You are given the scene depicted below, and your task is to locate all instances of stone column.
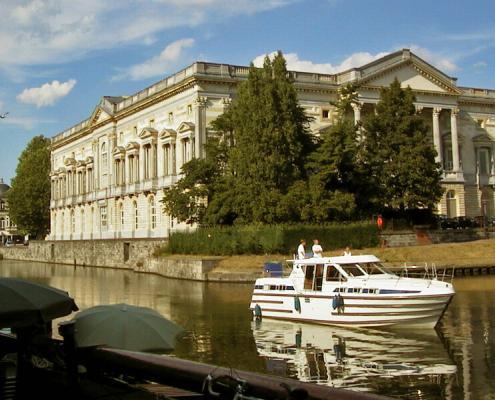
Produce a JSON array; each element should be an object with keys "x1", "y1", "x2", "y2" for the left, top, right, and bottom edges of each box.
[
  {"x1": 451, "y1": 108, "x2": 460, "y2": 172},
  {"x1": 139, "y1": 145, "x2": 145, "y2": 182},
  {"x1": 351, "y1": 102, "x2": 362, "y2": 125},
  {"x1": 194, "y1": 96, "x2": 207, "y2": 159},
  {"x1": 157, "y1": 143, "x2": 164, "y2": 178},
  {"x1": 93, "y1": 140, "x2": 99, "y2": 190},
  {"x1": 432, "y1": 107, "x2": 442, "y2": 165}
]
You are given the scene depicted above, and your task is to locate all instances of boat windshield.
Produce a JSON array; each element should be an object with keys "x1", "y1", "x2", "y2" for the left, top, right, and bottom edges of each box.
[
  {"x1": 358, "y1": 262, "x2": 393, "y2": 275},
  {"x1": 340, "y1": 263, "x2": 367, "y2": 277}
]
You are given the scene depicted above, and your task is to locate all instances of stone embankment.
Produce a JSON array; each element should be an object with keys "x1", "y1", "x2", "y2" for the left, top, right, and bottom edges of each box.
[{"x1": 0, "y1": 240, "x2": 256, "y2": 282}]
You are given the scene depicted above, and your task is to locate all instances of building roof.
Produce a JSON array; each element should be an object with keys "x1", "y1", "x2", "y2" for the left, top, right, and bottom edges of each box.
[{"x1": 0, "y1": 178, "x2": 10, "y2": 198}]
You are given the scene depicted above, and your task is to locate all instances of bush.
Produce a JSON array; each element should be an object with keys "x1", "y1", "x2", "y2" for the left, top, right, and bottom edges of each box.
[{"x1": 166, "y1": 222, "x2": 379, "y2": 256}]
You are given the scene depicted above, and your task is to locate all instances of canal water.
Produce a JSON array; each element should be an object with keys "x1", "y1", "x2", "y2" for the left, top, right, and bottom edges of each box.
[{"x1": 1, "y1": 259, "x2": 494, "y2": 400}]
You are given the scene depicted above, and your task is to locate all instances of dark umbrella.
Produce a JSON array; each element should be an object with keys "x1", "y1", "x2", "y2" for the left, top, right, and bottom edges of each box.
[
  {"x1": 72, "y1": 303, "x2": 184, "y2": 352},
  {"x1": 0, "y1": 278, "x2": 79, "y2": 329}
]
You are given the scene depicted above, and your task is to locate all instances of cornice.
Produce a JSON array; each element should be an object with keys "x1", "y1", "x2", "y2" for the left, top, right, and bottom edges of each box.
[{"x1": 52, "y1": 77, "x2": 197, "y2": 150}]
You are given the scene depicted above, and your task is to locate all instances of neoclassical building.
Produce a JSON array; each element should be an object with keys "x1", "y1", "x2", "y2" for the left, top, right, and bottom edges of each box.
[
  {"x1": 49, "y1": 49, "x2": 495, "y2": 240},
  {"x1": 0, "y1": 178, "x2": 18, "y2": 244}
]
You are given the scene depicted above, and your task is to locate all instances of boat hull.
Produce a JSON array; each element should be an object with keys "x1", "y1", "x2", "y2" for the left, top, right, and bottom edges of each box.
[{"x1": 250, "y1": 292, "x2": 453, "y2": 328}]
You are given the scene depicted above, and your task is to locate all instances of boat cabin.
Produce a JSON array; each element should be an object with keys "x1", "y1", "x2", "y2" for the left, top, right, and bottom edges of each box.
[{"x1": 290, "y1": 256, "x2": 392, "y2": 292}]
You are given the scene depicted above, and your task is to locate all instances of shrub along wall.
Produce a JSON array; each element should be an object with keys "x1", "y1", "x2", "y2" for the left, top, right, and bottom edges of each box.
[{"x1": 167, "y1": 222, "x2": 379, "y2": 256}]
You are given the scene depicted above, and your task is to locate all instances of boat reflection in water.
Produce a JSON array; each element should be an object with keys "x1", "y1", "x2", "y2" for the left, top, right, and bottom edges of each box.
[{"x1": 252, "y1": 319, "x2": 457, "y2": 397}]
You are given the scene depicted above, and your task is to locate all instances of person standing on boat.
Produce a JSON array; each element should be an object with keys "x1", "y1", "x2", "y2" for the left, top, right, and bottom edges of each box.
[
  {"x1": 312, "y1": 239, "x2": 323, "y2": 257},
  {"x1": 297, "y1": 239, "x2": 306, "y2": 259},
  {"x1": 343, "y1": 245, "x2": 352, "y2": 256}
]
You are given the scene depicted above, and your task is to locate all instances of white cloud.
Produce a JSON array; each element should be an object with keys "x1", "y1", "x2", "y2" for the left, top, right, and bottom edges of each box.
[
  {"x1": 253, "y1": 51, "x2": 390, "y2": 74},
  {"x1": 405, "y1": 45, "x2": 459, "y2": 73},
  {"x1": 114, "y1": 38, "x2": 195, "y2": 81},
  {"x1": 473, "y1": 61, "x2": 487, "y2": 69},
  {"x1": 253, "y1": 46, "x2": 460, "y2": 75},
  {"x1": 17, "y1": 79, "x2": 77, "y2": 107},
  {"x1": 0, "y1": 0, "x2": 294, "y2": 67}
]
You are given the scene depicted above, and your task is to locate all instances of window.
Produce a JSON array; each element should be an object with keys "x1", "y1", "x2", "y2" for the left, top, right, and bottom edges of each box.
[
  {"x1": 70, "y1": 210, "x2": 75, "y2": 233},
  {"x1": 100, "y1": 206, "x2": 107, "y2": 230},
  {"x1": 133, "y1": 201, "x2": 138, "y2": 230},
  {"x1": 478, "y1": 148, "x2": 491, "y2": 175},
  {"x1": 322, "y1": 109, "x2": 330, "y2": 119},
  {"x1": 326, "y1": 265, "x2": 341, "y2": 281},
  {"x1": 119, "y1": 203, "x2": 125, "y2": 229},
  {"x1": 149, "y1": 196, "x2": 156, "y2": 230},
  {"x1": 341, "y1": 264, "x2": 366, "y2": 278},
  {"x1": 168, "y1": 112, "x2": 173, "y2": 123}
]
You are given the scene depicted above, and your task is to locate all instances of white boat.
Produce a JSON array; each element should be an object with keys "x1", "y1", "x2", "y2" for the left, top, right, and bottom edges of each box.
[{"x1": 249, "y1": 255, "x2": 455, "y2": 328}]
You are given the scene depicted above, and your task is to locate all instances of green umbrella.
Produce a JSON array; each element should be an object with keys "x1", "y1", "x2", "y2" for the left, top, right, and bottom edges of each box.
[
  {"x1": 0, "y1": 278, "x2": 79, "y2": 328},
  {"x1": 72, "y1": 303, "x2": 184, "y2": 352}
]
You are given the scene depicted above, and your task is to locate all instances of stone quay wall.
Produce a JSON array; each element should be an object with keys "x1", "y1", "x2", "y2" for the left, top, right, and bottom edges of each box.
[{"x1": 0, "y1": 239, "x2": 219, "y2": 281}]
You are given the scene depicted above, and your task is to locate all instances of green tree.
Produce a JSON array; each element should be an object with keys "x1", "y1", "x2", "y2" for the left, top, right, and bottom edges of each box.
[
  {"x1": 298, "y1": 83, "x2": 363, "y2": 222},
  {"x1": 361, "y1": 79, "x2": 443, "y2": 215},
  {"x1": 8, "y1": 135, "x2": 51, "y2": 239},
  {"x1": 162, "y1": 52, "x2": 316, "y2": 225}
]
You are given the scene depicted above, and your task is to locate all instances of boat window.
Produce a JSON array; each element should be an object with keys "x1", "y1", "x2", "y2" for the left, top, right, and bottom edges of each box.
[
  {"x1": 286, "y1": 286, "x2": 295, "y2": 291},
  {"x1": 333, "y1": 287, "x2": 346, "y2": 293},
  {"x1": 347, "y1": 288, "x2": 361, "y2": 293},
  {"x1": 270, "y1": 285, "x2": 276, "y2": 290},
  {"x1": 341, "y1": 264, "x2": 367, "y2": 277},
  {"x1": 360, "y1": 262, "x2": 392, "y2": 275},
  {"x1": 314, "y1": 264, "x2": 324, "y2": 291},
  {"x1": 304, "y1": 265, "x2": 315, "y2": 290},
  {"x1": 254, "y1": 285, "x2": 263, "y2": 289},
  {"x1": 325, "y1": 265, "x2": 341, "y2": 281}
]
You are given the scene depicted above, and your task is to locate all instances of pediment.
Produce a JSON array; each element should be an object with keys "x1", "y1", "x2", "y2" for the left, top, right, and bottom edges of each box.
[
  {"x1": 177, "y1": 121, "x2": 195, "y2": 133},
  {"x1": 112, "y1": 146, "x2": 125, "y2": 155},
  {"x1": 125, "y1": 141, "x2": 140, "y2": 151},
  {"x1": 159, "y1": 129, "x2": 177, "y2": 139},
  {"x1": 357, "y1": 51, "x2": 461, "y2": 95},
  {"x1": 138, "y1": 127, "x2": 158, "y2": 139},
  {"x1": 473, "y1": 133, "x2": 493, "y2": 144},
  {"x1": 362, "y1": 63, "x2": 460, "y2": 94},
  {"x1": 88, "y1": 106, "x2": 111, "y2": 127},
  {"x1": 64, "y1": 157, "x2": 76, "y2": 167}
]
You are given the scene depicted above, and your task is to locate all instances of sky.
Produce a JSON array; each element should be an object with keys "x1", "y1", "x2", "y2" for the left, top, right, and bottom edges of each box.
[{"x1": 1, "y1": 0, "x2": 495, "y2": 184}]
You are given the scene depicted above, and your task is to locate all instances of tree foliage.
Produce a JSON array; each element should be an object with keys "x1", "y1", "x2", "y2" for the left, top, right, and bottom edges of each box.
[
  {"x1": 162, "y1": 51, "x2": 316, "y2": 225},
  {"x1": 360, "y1": 78, "x2": 443, "y2": 213},
  {"x1": 8, "y1": 135, "x2": 51, "y2": 239}
]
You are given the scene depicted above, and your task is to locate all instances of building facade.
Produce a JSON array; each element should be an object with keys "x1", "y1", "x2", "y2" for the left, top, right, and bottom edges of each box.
[
  {"x1": 0, "y1": 178, "x2": 18, "y2": 244},
  {"x1": 49, "y1": 49, "x2": 495, "y2": 240}
]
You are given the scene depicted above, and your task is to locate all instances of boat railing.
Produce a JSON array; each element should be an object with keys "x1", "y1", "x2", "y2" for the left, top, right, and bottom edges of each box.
[{"x1": 400, "y1": 263, "x2": 454, "y2": 283}]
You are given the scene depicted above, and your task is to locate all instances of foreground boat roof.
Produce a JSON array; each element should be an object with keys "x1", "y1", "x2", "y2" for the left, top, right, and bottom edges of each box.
[{"x1": 289, "y1": 255, "x2": 381, "y2": 264}]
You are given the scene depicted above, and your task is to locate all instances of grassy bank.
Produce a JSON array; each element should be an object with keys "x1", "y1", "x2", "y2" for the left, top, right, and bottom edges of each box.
[{"x1": 210, "y1": 238, "x2": 495, "y2": 273}]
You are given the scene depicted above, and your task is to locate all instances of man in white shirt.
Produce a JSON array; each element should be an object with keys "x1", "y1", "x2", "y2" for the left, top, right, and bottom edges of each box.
[
  {"x1": 297, "y1": 239, "x2": 306, "y2": 259},
  {"x1": 312, "y1": 239, "x2": 323, "y2": 257}
]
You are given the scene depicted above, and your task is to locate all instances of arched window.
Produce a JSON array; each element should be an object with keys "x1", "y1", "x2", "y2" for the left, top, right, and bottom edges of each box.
[
  {"x1": 133, "y1": 201, "x2": 138, "y2": 231},
  {"x1": 149, "y1": 196, "x2": 156, "y2": 230},
  {"x1": 446, "y1": 190, "x2": 457, "y2": 218}
]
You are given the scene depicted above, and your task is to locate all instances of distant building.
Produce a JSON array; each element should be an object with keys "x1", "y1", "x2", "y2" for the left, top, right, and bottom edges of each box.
[
  {"x1": 49, "y1": 49, "x2": 495, "y2": 240},
  {"x1": 0, "y1": 178, "x2": 18, "y2": 244}
]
